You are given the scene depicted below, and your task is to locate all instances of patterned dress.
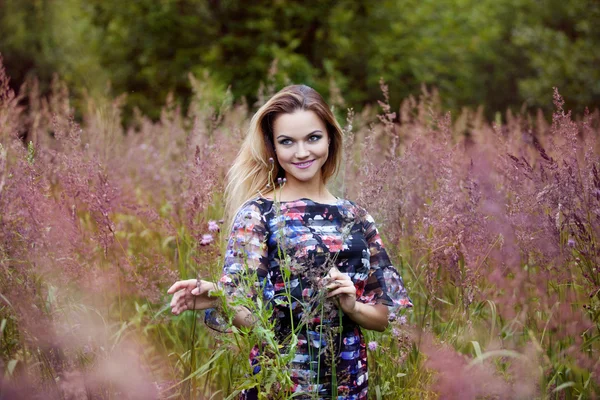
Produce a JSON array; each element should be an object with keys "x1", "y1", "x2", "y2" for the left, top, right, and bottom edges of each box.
[{"x1": 205, "y1": 197, "x2": 412, "y2": 399}]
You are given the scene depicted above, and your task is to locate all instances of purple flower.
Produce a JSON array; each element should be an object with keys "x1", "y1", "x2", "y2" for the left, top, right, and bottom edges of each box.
[
  {"x1": 200, "y1": 234, "x2": 214, "y2": 246},
  {"x1": 399, "y1": 315, "x2": 407, "y2": 325},
  {"x1": 389, "y1": 312, "x2": 397, "y2": 321},
  {"x1": 367, "y1": 341, "x2": 378, "y2": 351},
  {"x1": 567, "y1": 238, "x2": 575, "y2": 248},
  {"x1": 208, "y1": 220, "x2": 219, "y2": 232}
]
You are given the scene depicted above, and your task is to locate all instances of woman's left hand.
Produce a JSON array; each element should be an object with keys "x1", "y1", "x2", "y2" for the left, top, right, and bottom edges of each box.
[{"x1": 325, "y1": 267, "x2": 358, "y2": 315}]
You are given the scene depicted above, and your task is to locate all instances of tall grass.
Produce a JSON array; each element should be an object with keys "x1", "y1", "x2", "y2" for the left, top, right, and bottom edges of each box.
[{"x1": 1, "y1": 55, "x2": 599, "y2": 399}]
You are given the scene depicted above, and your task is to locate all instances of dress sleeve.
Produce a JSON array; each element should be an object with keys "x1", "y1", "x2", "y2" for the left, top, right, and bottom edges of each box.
[
  {"x1": 204, "y1": 199, "x2": 271, "y2": 331},
  {"x1": 356, "y1": 210, "x2": 412, "y2": 317}
]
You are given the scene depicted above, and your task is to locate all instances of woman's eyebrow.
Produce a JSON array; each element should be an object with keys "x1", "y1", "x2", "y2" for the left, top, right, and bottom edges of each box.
[{"x1": 276, "y1": 130, "x2": 323, "y2": 140}]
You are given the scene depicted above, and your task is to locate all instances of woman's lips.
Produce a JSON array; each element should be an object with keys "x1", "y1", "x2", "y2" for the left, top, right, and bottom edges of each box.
[{"x1": 293, "y1": 160, "x2": 315, "y2": 169}]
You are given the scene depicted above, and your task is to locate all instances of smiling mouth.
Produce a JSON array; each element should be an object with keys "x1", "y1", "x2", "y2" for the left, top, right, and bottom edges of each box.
[{"x1": 293, "y1": 160, "x2": 315, "y2": 169}]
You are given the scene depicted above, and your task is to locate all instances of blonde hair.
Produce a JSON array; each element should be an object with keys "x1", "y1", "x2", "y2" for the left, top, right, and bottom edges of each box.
[{"x1": 225, "y1": 84, "x2": 344, "y2": 222}]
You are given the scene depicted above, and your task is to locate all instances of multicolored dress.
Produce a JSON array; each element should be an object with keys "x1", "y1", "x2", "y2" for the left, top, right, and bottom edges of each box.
[{"x1": 205, "y1": 197, "x2": 412, "y2": 399}]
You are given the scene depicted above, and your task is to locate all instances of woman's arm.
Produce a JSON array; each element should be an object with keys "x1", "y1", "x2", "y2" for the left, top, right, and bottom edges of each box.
[
  {"x1": 327, "y1": 205, "x2": 412, "y2": 332},
  {"x1": 355, "y1": 208, "x2": 413, "y2": 324},
  {"x1": 346, "y1": 302, "x2": 389, "y2": 332},
  {"x1": 326, "y1": 267, "x2": 389, "y2": 332},
  {"x1": 168, "y1": 278, "x2": 255, "y2": 328},
  {"x1": 169, "y1": 200, "x2": 269, "y2": 330},
  {"x1": 168, "y1": 279, "x2": 218, "y2": 315}
]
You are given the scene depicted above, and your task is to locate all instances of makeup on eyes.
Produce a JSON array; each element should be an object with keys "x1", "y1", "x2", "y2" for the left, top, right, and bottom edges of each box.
[
  {"x1": 277, "y1": 133, "x2": 323, "y2": 146},
  {"x1": 277, "y1": 130, "x2": 323, "y2": 140}
]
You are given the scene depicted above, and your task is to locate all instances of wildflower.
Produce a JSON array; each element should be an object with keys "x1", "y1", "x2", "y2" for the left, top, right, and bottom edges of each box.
[
  {"x1": 399, "y1": 315, "x2": 407, "y2": 325},
  {"x1": 367, "y1": 341, "x2": 378, "y2": 351},
  {"x1": 200, "y1": 234, "x2": 214, "y2": 246},
  {"x1": 567, "y1": 238, "x2": 575, "y2": 248},
  {"x1": 208, "y1": 220, "x2": 219, "y2": 232}
]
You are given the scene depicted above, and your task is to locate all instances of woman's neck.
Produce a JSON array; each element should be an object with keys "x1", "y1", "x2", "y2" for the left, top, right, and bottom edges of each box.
[{"x1": 265, "y1": 176, "x2": 336, "y2": 203}]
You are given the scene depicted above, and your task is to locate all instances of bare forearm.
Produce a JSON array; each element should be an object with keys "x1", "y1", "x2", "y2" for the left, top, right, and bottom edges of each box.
[
  {"x1": 346, "y1": 302, "x2": 389, "y2": 332},
  {"x1": 231, "y1": 305, "x2": 255, "y2": 328}
]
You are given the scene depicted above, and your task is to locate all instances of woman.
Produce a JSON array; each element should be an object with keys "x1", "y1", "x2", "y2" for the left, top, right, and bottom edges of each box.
[{"x1": 168, "y1": 85, "x2": 412, "y2": 399}]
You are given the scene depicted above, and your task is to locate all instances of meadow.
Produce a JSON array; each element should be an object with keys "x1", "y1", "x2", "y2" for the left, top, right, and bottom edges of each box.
[{"x1": 1, "y1": 57, "x2": 599, "y2": 399}]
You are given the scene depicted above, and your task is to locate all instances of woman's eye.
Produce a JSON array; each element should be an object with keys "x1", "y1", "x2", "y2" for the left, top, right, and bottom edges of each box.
[
  {"x1": 308, "y1": 135, "x2": 322, "y2": 142},
  {"x1": 279, "y1": 139, "x2": 292, "y2": 145}
]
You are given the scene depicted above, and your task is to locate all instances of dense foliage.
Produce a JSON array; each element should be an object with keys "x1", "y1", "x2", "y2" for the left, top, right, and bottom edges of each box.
[
  {"x1": 1, "y1": 0, "x2": 599, "y2": 121},
  {"x1": 1, "y1": 52, "x2": 600, "y2": 398}
]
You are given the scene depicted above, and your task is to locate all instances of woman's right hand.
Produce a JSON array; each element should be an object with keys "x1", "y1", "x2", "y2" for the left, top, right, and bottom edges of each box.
[{"x1": 167, "y1": 279, "x2": 218, "y2": 315}]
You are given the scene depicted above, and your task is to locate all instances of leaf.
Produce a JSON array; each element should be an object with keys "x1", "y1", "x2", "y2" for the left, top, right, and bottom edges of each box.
[
  {"x1": 162, "y1": 235, "x2": 176, "y2": 249},
  {"x1": 467, "y1": 349, "x2": 525, "y2": 369},
  {"x1": 173, "y1": 348, "x2": 228, "y2": 387},
  {"x1": 0, "y1": 292, "x2": 12, "y2": 308},
  {"x1": 435, "y1": 297, "x2": 454, "y2": 306},
  {"x1": 6, "y1": 359, "x2": 18, "y2": 377},
  {"x1": 553, "y1": 382, "x2": 575, "y2": 393},
  {"x1": 471, "y1": 341, "x2": 483, "y2": 359}
]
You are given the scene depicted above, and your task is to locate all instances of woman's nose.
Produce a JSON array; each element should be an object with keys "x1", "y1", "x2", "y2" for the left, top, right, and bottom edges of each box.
[{"x1": 295, "y1": 143, "x2": 310, "y2": 158}]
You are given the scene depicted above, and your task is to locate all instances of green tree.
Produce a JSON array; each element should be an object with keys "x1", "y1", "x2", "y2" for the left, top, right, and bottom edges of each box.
[
  {"x1": 512, "y1": 0, "x2": 600, "y2": 113},
  {"x1": 0, "y1": 0, "x2": 106, "y2": 102},
  {"x1": 1, "y1": 0, "x2": 598, "y2": 120}
]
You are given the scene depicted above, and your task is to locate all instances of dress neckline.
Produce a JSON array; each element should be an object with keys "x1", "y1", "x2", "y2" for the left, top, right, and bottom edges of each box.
[{"x1": 260, "y1": 197, "x2": 343, "y2": 206}]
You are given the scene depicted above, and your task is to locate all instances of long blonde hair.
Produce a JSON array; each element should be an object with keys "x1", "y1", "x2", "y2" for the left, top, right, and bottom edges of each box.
[{"x1": 225, "y1": 84, "x2": 344, "y2": 222}]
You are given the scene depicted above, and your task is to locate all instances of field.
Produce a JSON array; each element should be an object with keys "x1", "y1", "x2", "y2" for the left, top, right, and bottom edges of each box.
[{"x1": 1, "y1": 59, "x2": 599, "y2": 399}]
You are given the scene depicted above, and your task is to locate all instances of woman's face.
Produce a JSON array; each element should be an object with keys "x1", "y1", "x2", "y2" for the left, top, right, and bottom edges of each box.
[{"x1": 272, "y1": 109, "x2": 330, "y2": 187}]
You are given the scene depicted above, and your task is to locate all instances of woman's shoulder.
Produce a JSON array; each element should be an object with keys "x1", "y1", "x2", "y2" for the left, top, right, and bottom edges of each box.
[
  {"x1": 336, "y1": 198, "x2": 369, "y2": 215},
  {"x1": 233, "y1": 197, "x2": 272, "y2": 220},
  {"x1": 243, "y1": 196, "x2": 273, "y2": 208}
]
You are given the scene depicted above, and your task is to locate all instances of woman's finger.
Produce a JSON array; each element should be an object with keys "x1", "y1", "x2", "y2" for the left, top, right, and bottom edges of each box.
[
  {"x1": 326, "y1": 279, "x2": 353, "y2": 290},
  {"x1": 170, "y1": 288, "x2": 187, "y2": 308},
  {"x1": 167, "y1": 279, "x2": 196, "y2": 294},
  {"x1": 191, "y1": 280, "x2": 215, "y2": 296},
  {"x1": 325, "y1": 280, "x2": 342, "y2": 290},
  {"x1": 167, "y1": 281, "x2": 184, "y2": 294},
  {"x1": 172, "y1": 293, "x2": 187, "y2": 314},
  {"x1": 327, "y1": 270, "x2": 351, "y2": 282},
  {"x1": 169, "y1": 291, "x2": 178, "y2": 308},
  {"x1": 327, "y1": 270, "x2": 342, "y2": 279},
  {"x1": 327, "y1": 286, "x2": 357, "y2": 298},
  {"x1": 170, "y1": 295, "x2": 179, "y2": 310}
]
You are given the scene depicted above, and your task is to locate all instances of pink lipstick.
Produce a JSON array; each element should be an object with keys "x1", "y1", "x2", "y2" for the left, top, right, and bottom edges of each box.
[{"x1": 293, "y1": 160, "x2": 315, "y2": 169}]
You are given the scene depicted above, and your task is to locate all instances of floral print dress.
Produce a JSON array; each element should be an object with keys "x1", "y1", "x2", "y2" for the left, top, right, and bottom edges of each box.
[{"x1": 205, "y1": 197, "x2": 412, "y2": 399}]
